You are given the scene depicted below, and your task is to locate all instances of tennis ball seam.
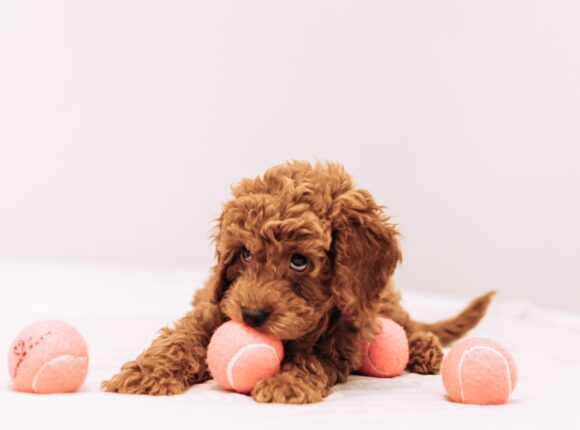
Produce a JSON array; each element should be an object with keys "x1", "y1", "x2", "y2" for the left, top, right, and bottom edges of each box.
[
  {"x1": 456, "y1": 345, "x2": 512, "y2": 403},
  {"x1": 226, "y1": 344, "x2": 279, "y2": 391},
  {"x1": 362, "y1": 342, "x2": 390, "y2": 377},
  {"x1": 31, "y1": 354, "x2": 87, "y2": 393}
]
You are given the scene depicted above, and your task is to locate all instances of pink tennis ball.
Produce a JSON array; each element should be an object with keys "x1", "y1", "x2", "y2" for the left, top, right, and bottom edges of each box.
[
  {"x1": 207, "y1": 321, "x2": 284, "y2": 394},
  {"x1": 441, "y1": 337, "x2": 517, "y2": 405},
  {"x1": 359, "y1": 318, "x2": 409, "y2": 377},
  {"x1": 7, "y1": 320, "x2": 89, "y2": 394}
]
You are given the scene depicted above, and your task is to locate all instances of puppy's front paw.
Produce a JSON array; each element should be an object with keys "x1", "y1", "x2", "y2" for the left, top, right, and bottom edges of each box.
[
  {"x1": 251, "y1": 373, "x2": 326, "y2": 404},
  {"x1": 101, "y1": 360, "x2": 187, "y2": 396},
  {"x1": 407, "y1": 331, "x2": 444, "y2": 375}
]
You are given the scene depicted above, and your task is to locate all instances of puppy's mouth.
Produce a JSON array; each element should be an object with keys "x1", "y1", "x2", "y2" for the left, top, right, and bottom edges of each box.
[
  {"x1": 224, "y1": 307, "x2": 312, "y2": 341},
  {"x1": 219, "y1": 279, "x2": 320, "y2": 340}
]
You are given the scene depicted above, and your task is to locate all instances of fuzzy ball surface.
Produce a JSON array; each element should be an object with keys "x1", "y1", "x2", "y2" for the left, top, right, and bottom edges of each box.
[
  {"x1": 207, "y1": 321, "x2": 284, "y2": 394},
  {"x1": 441, "y1": 337, "x2": 518, "y2": 405},
  {"x1": 359, "y1": 318, "x2": 409, "y2": 377},
  {"x1": 8, "y1": 320, "x2": 89, "y2": 393}
]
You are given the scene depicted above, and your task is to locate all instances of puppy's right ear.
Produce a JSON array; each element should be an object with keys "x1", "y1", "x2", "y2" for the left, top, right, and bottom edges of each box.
[
  {"x1": 195, "y1": 214, "x2": 238, "y2": 305},
  {"x1": 206, "y1": 248, "x2": 236, "y2": 304}
]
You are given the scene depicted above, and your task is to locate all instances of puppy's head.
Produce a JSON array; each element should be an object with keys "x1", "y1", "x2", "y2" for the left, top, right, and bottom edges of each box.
[{"x1": 206, "y1": 161, "x2": 401, "y2": 342}]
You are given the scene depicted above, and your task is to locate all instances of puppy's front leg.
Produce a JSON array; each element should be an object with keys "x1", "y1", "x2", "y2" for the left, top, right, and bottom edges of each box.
[
  {"x1": 252, "y1": 353, "x2": 340, "y2": 404},
  {"x1": 101, "y1": 301, "x2": 222, "y2": 395}
]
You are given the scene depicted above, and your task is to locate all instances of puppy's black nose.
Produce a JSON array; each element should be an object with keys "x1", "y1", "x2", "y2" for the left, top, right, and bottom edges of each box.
[{"x1": 242, "y1": 307, "x2": 269, "y2": 327}]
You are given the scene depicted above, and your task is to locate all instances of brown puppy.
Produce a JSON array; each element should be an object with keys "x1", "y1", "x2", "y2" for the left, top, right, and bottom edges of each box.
[{"x1": 102, "y1": 161, "x2": 494, "y2": 403}]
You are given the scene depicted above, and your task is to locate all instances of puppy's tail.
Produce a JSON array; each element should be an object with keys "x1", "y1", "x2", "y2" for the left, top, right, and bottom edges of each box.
[{"x1": 408, "y1": 291, "x2": 496, "y2": 346}]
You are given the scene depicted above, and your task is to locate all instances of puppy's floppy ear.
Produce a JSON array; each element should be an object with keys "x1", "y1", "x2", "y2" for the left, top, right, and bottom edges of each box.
[
  {"x1": 206, "y1": 249, "x2": 236, "y2": 304},
  {"x1": 329, "y1": 189, "x2": 401, "y2": 319},
  {"x1": 203, "y1": 215, "x2": 239, "y2": 305}
]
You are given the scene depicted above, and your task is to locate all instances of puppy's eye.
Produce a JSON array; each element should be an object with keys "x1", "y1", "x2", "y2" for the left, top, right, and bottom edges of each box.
[
  {"x1": 289, "y1": 254, "x2": 308, "y2": 272},
  {"x1": 241, "y1": 246, "x2": 252, "y2": 262}
]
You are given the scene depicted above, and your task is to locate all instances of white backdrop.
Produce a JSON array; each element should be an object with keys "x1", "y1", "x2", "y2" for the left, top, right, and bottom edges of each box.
[{"x1": 0, "y1": 1, "x2": 578, "y2": 311}]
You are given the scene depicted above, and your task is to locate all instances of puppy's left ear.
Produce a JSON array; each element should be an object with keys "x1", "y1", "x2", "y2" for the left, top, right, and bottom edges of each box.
[{"x1": 330, "y1": 189, "x2": 401, "y2": 319}]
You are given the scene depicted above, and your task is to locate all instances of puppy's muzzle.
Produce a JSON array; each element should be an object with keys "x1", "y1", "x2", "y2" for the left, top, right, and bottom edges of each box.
[{"x1": 242, "y1": 307, "x2": 270, "y2": 327}]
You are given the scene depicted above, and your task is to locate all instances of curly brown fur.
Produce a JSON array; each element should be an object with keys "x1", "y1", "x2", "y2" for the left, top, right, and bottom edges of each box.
[
  {"x1": 102, "y1": 161, "x2": 494, "y2": 403},
  {"x1": 407, "y1": 332, "x2": 444, "y2": 374}
]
